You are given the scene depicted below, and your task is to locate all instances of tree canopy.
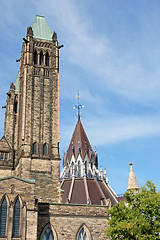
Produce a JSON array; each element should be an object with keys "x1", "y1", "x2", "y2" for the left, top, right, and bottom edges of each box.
[{"x1": 106, "y1": 181, "x2": 160, "y2": 240}]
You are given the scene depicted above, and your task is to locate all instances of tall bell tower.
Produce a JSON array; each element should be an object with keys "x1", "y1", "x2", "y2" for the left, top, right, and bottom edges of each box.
[{"x1": 13, "y1": 15, "x2": 62, "y2": 202}]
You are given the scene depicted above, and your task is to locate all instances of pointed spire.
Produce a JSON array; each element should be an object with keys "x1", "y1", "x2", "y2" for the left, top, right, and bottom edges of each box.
[
  {"x1": 64, "y1": 119, "x2": 95, "y2": 162},
  {"x1": 127, "y1": 162, "x2": 139, "y2": 191}
]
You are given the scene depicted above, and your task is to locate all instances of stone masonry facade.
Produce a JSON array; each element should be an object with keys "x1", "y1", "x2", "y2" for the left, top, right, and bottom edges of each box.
[{"x1": 0, "y1": 16, "x2": 110, "y2": 239}]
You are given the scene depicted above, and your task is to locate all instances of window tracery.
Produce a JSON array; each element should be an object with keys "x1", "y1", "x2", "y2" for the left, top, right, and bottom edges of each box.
[
  {"x1": 77, "y1": 227, "x2": 88, "y2": 240},
  {"x1": 76, "y1": 225, "x2": 92, "y2": 240},
  {"x1": 42, "y1": 227, "x2": 54, "y2": 240}
]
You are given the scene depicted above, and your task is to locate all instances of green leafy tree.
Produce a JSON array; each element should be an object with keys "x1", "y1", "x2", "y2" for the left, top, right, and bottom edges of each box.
[{"x1": 106, "y1": 181, "x2": 160, "y2": 239}]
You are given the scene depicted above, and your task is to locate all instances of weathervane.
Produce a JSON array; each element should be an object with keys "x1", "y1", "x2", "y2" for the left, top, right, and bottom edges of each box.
[{"x1": 73, "y1": 90, "x2": 84, "y2": 120}]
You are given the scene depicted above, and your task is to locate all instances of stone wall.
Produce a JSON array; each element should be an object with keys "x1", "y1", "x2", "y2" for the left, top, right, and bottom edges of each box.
[
  {"x1": 38, "y1": 203, "x2": 109, "y2": 240},
  {"x1": 15, "y1": 157, "x2": 61, "y2": 203},
  {"x1": 0, "y1": 176, "x2": 37, "y2": 240}
]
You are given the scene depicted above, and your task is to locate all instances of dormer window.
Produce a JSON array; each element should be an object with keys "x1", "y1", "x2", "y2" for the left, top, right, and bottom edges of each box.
[{"x1": 0, "y1": 152, "x2": 9, "y2": 161}]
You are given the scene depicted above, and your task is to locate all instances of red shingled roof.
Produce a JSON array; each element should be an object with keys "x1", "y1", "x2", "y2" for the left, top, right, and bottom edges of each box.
[
  {"x1": 70, "y1": 179, "x2": 87, "y2": 204},
  {"x1": 63, "y1": 119, "x2": 96, "y2": 165},
  {"x1": 61, "y1": 178, "x2": 118, "y2": 206}
]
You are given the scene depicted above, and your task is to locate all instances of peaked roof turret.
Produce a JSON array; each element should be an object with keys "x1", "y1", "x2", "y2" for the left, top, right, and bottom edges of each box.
[
  {"x1": 32, "y1": 15, "x2": 52, "y2": 41},
  {"x1": 64, "y1": 119, "x2": 96, "y2": 164},
  {"x1": 127, "y1": 162, "x2": 139, "y2": 191},
  {"x1": 60, "y1": 112, "x2": 120, "y2": 206}
]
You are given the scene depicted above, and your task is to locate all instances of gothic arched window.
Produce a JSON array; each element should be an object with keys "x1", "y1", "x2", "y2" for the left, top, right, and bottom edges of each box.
[
  {"x1": 43, "y1": 143, "x2": 47, "y2": 155},
  {"x1": 40, "y1": 51, "x2": 43, "y2": 65},
  {"x1": 0, "y1": 197, "x2": 7, "y2": 236},
  {"x1": 77, "y1": 227, "x2": 88, "y2": 240},
  {"x1": 33, "y1": 142, "x2": 37, "y2": 154},
  {"x1": 12, "y1": 198, "x2": 20, "y2": 237},
  {"x1": 34, "y1": 50, "x2": 38, "y2": 65},
  {"x1": 45, "y1": 52, "x2": 49, "y2": 66},
  {"x1": 42, "y1": 227, "x2": 54, "y2": 240},
  {"x1": 76, "y1": 225, "x2": 92, "y2": 240}
]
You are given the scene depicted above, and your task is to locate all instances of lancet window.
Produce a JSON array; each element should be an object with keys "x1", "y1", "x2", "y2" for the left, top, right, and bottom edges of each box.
[
  {"x1": 40, "y1": 51, "x2": 44, "y2": 65},
  {"x1": 77, "y1": 227, "x2": 88, "y2": 240},
  {"x1": 43, "y1": 143, "x2": 47, "y2": 155},
  {"x1": 76, "y1": 225, "x2": 92, "y2": 240},
  {"x1": 45, "y1": 52, "x2": 49, "y2": 66},
  {"x1": 0, "y1": 197, "x2": 7, "y2": 236},
  {"x1": 12, "y1": 198, "x2": 20, "y2": 237},
  {"x1": 33, "y1": 142, "x2": 37, "y2": 154}
]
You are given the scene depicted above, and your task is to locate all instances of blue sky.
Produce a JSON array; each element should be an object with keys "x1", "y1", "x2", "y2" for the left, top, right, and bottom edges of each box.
[{"x1": 0, "y1": 0, "x2": 160, "y2": 194}]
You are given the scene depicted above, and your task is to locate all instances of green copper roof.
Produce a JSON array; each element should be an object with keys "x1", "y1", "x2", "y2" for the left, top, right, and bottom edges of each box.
[
  {"x1": 32, "y1": 15, "x2": 52, "y2": 41},
  {"x1": 14, "y1": 71, "x2": 19, "y2": 92}
]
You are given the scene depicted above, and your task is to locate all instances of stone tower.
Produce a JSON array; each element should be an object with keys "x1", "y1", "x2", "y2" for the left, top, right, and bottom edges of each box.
[{"x1": 1, "y1": 15, "x2": 63, "y2": 203}]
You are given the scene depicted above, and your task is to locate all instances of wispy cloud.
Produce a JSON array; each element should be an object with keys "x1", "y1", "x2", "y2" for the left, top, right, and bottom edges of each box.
[
  {"x1": 87, "y1": 115, "x2": 160, "y2": 146},
  {"x1": 35, "y1": 0, "x2": 160, "y2": 107},
  {"x1": 61, "y1": 113, "x2": 160, "y2": 148}
]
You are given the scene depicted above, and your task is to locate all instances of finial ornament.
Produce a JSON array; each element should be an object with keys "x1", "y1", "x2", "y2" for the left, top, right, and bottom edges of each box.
[{"x1": 73, "y1": 90, "x2": 84, "y2": 120}]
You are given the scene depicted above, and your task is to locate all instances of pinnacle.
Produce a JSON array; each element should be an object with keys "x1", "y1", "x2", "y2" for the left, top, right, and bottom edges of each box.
[{"x1": 127, "y1": 162, "x2": 139, "y2": 191}]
